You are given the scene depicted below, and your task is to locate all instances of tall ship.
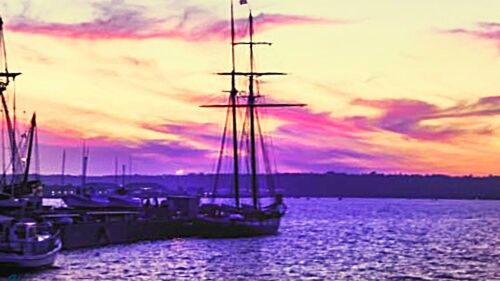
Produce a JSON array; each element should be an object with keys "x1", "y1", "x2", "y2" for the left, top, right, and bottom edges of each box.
[
  {"x1": 0, "y1": 14, "x2": 43, "y2": 218},
  {"x1": 0, "y1": 16, "x2": 61, "y2": 269},
  {"x1": 196, "y1": 1, "x2": 304, "y2": 238}
]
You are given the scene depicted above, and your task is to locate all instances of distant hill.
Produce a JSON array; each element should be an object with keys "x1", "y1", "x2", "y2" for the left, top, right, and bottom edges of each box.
[{"x1": 37, "y1": 172, "x2": 500, "y2": 200}]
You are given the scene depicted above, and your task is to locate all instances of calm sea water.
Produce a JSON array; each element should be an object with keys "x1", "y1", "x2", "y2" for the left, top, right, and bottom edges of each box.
[{"x1": 16, "y1": 198, "x2": 500, "y2": 280}]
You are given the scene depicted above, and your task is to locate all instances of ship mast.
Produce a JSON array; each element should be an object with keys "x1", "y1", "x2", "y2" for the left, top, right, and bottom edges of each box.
[
  {"x1": 0, "y1": 16, "x2": 22, "y2": 190},
  {"x1": 22, "y1": 113, "x2": 36, "y2": 186},
  {"x1": 81, "y1": 142, "x2": 89, "y2": 188},
  {"x1": 1, "y1": 111, "x2": 5, "y2": 185},
  {"x1": 114, "y1": 156, "x2": 118, "y2": 185},
  {"x1": 201, "y1": 3, "x2": 305, "y2": 209},
  {"x1": 61, "y1": 149, "x2": 66, "y2": 185},
  {"x1": 247, "y1": 12, "x2": 259, "y2": 209},
  {"x1": 242, "y1": 10, "x2": 307, "y2": 209},
  {"x1": 229, "y1": 0, "x2": 241, "y2": 208}
]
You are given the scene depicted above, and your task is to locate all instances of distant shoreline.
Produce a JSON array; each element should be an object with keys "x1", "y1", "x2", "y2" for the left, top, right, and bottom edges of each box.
[
  {"x1": 32, "y1": 172, "x2": 500, "y2": 178},
  {"x1": 33, "y1": 172, "x2": 500, "y2": 201}
]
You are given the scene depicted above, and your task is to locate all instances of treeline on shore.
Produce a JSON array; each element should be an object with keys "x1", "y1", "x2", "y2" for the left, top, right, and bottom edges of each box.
[{"x1": 37, "y1": 172, "x2": 500, "y2": 200}]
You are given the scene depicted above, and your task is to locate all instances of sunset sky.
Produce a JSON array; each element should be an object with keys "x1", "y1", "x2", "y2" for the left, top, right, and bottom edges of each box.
[{"x1": 0, "y1": 0, "x2": 499, "y2": 176}]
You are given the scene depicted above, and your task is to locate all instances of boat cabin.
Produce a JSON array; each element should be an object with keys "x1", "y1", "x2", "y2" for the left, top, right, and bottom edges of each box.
[
  {"x1": 167, "y1": 196, "x2": 199, "y2": 219},
  {"x1": 139, "y1": 195, "x2": 199, "y2": 220},
  {"x1": 6, "y1": 220, "x2": 56, "y2": 255},
  {"x1": 9, "y1": 221, "x2": 39, "y2": 242}
]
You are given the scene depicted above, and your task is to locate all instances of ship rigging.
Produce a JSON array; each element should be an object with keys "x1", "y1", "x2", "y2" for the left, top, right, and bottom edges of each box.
[
  {"x1": 197, "y1": 0, "x2": 305, "y2": 237},
  {"x1": 0, "y1": 17, "x2": 40, "y2": 197}
]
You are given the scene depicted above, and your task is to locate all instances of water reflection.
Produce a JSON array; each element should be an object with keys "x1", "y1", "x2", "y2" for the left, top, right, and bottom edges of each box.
[{"x1": 19, "y1": 198, "x2": 500, "y2": 280}]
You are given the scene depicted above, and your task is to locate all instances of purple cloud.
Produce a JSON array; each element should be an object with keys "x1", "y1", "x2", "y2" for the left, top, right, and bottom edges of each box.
[
  {"x1": 445, "y1": 22, "x2": 500, "y2": 48},
  {"x1": 36, "y1": 92, "x2": 500, "y2": 175},
  {"x1": 267, "y1": 106, "x2": 367, "y2": 139},
  {"x1": 143, "y1": 121, "x2": 223, "y2": 147},
  {"x1": 38, "y1": 133, "x2": 212, "y2": 175},
  {"x1": 351, "y1": 96, "x2": 500, "y2": 141},
  {"x1": 5, "y1": 2, "x2": 335, "y2": 41}
]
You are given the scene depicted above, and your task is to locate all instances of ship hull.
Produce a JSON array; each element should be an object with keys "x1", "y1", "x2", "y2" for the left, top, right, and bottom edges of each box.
[
  {"x1": 107, "y1": 196, "x2": 141, "y2": 209},
  {"x1": 59, "y1": 219, "x2": 194, "y2": 250},
  {"x1": 63, "y1": 195, "x2": 110, "y2": 209},
  {"x1": 0, "y1": 239, "x2": 61, "y2": 269},
  {"x1": 196, "y1": 216, "x2": 281, "y2": 238}
]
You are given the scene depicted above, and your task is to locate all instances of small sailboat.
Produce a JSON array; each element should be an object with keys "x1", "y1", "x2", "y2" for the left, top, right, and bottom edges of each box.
[
  {"x1": 196, "y1": 1, "x2": 303, "y2": 238},
  {"x1": 63, "y1": 146, "x2": 141, "y2": 209}
]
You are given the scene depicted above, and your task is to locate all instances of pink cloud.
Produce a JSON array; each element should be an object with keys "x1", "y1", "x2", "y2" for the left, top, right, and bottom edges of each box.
[
  {"x1": 37, "y1": 95, "x2": 500, "y2": 175},
  {"x1": 266, "y1": 106, "x2": 367, "y2": 139},
  {"x1": 445, "y1": 22, "x2": 500, "y2": 48},
  {"x1": 138, "y1": 106, "x2": 384, "y2": 174},
  {"x1": 5, "y1": 3, "x2": 336, "y2": 41},
  {"x1": 143, "y1": 121, "x2": 223, "y2": 148},
  {"x1": 351, "y1": 96, "x2": 500, "y2": 141}
]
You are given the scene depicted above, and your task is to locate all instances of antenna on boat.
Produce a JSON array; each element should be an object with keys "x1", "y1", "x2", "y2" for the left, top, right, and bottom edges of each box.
[
  {"x1": 61, "y1": 149, "x2": 66, "y2": 185},
  {"x1": 121, "y1": 164, "x2": 126, "y2": 187},
  {"x1": 128, "y1": 155, "x2": 132, "y2": 183},
  {"x1": 114, "y1": 156, "x2": 118, "y2": 185}
]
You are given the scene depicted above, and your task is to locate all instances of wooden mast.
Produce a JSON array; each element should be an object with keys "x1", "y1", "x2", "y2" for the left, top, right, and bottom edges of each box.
[
  {"x1": 201, "y1": 3, "x2": 305, "y2": 209},
  {"x1": 81, "y1": 142, "x2": 89, "y2": 188},
  {"x1": 229, "y1": 0, "x2": 241, "y2": 208},
  {"x1": 121, "y1": 164, "x2": 126, "y2": 187},
  {"x1": 0, "y1": 17, "x2": 41, "y2": 194},
  {"x1": 22, "y1": 113, "x2": 36, "y2": 186},
  {"x1": 114, "y1": 156, "x2": 119, "y2": 185},
  {"x1": 248, "y1": 11, "x2": 259, "y2": 209},
  {"x1": 1, "y1": 110, "x2": 5, "y2": 186},
  {"x1": 61, "y1": 149, "x2": 66, "y2": 185},
  {"x1": 0, "y1": 16, "x2": 22, "y2": 190}
]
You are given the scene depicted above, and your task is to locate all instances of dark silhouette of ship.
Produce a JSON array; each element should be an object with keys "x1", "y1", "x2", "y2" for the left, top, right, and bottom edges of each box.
[
  {"x1": 0, "y1": 16, "x2": 61, "y2": 270},
  {"x1": 0, "y1": 14, "x2": 44, "y2": 217},
  {"x1": 196, "y1": 1, "x2": 304, "y2": 238}
]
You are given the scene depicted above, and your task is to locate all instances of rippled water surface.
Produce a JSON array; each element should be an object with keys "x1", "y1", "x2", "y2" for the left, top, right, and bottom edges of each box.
[{"x1": 18, "y1": 199, "x2": 500, "y2": 280}]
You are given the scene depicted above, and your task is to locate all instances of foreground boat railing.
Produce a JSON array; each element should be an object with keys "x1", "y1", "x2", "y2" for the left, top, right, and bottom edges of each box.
[{"x1": 0, "y1": 231, "x2": 60, "y2": 255}]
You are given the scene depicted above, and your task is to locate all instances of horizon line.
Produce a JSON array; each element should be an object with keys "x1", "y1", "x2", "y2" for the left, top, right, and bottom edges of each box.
[{"x1": 27, "y1": 171, "x2": 500, "y2": 179}]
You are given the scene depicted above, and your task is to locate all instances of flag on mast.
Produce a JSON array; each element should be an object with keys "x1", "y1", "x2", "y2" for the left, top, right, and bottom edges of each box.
[{"x1": 240, "y1": 0, "x2": 248, "y2": 5}]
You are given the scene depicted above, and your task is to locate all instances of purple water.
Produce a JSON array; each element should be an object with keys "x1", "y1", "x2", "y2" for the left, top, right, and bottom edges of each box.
[{"x1": 19, "y1": 198, "x2": 500, "y2": 280}]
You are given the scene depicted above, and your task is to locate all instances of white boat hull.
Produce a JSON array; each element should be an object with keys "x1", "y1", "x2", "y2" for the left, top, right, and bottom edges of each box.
[{"x1": 0, "y1": 240, "x2": 61, "y2": 269}]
